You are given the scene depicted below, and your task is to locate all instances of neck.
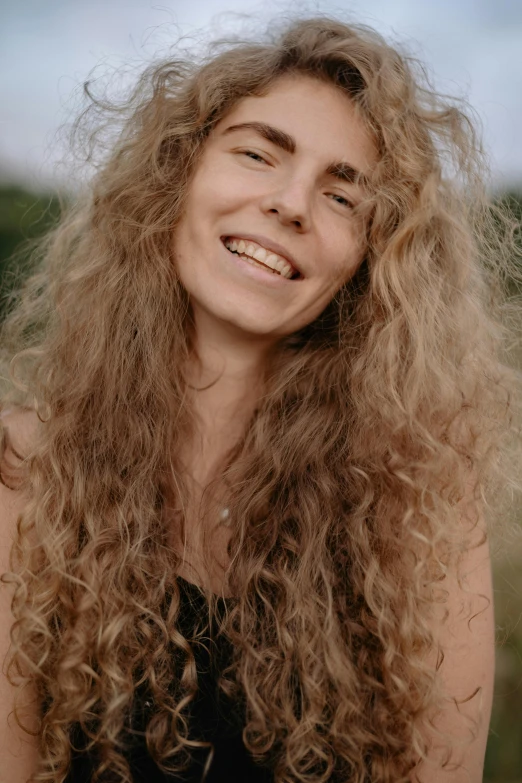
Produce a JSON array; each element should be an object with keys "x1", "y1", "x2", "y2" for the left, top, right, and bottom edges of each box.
[
  {"x1": 185, "y1": 303, "x2": 276, "y2": 451},
  {"x1": 177, "y1": 306, "x2": 276, "y2": 499}
]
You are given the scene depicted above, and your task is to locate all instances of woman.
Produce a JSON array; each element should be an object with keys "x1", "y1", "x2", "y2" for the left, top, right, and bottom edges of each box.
[{"x1": 0, "y1": 15, "x2": 521, "y2": 783}]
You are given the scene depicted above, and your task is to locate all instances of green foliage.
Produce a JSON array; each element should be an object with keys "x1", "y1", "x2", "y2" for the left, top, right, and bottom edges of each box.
[
  {"x1": 485, "y1": 547, "x2": 522, "y2": 782},
  {"x1": 0, "y1": 184, "x2": 63, "y2": 319}
]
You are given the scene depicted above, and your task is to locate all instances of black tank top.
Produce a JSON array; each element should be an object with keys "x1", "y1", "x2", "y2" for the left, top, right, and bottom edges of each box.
[{"x1": 65, "y1": 576, "x2": 275, "y2": 782}]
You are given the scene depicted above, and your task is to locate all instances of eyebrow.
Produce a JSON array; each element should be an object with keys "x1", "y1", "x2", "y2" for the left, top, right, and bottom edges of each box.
[{"x1": 221, "y1": 121, "x2": 368, "y2": 187}]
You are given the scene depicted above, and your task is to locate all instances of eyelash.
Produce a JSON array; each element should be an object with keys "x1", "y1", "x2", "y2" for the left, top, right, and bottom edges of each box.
[
  {"x1": 329, "y1": 193, "x2": 355, "y2": 210},
  {"x1": 240, "y1": 150, "x2": 355, "y2": 210},
  {"x1": 242, "y1": 150, "x2": 268, "y2": 163}
]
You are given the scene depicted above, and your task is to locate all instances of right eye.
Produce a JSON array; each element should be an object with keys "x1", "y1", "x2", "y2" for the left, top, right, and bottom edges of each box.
[{"x1": 241, "y1": 150, "x2": 268, "y2": 164}]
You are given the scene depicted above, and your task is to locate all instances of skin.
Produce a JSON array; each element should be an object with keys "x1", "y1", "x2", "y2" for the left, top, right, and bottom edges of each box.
[{"x1": 173, "y1": 73, "x2": 377, "y2": 469}]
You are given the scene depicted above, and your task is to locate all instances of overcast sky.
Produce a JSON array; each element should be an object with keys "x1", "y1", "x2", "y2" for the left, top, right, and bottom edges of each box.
[{"x1": 1, "y1": 0, "x2": 521, "y2": 193}]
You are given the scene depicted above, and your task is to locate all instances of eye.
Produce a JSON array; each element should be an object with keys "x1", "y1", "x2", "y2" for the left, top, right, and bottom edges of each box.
[
  {"x1": 242, "y1": 150, "x2": 268, "y2": 164},
  {"x1": 328, "y1": 193, "x2": 354, "y2": 209}
]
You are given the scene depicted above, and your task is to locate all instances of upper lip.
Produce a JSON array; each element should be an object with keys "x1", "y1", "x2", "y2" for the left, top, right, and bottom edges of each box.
[{"x1": 222, "y1": 234, "x2": 304, "y2": 278}]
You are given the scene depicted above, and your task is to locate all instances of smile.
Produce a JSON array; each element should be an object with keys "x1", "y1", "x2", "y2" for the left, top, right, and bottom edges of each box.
[{"x1": 222, "y1": 236, "x2": 302, "y2": 280}]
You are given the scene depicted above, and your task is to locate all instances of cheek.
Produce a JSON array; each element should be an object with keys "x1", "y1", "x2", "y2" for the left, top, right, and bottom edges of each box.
[
  {"x1": 190, "y1": 158, "x2": 243, "y2": 211},
  {"x1": 321, "y1": 240, "x2": 366, "y2": 292},
  {"x1": 326, "y1": 236, "x2": 360, "y2": 275},
  {"x1": 342, "y1": 222, "x2": 368, "y2": 270}
]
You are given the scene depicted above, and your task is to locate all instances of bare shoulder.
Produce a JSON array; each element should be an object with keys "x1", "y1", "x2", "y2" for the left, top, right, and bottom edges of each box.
[
  {"x1": 0, "y1": 398, "x2": 42, "y2": 581},
  {"x1": 0, "y1": 405, "x2": 41, "y2": 497},
  {"x1": 0, "y1": 406, "x2": 41, "y2": 778}
]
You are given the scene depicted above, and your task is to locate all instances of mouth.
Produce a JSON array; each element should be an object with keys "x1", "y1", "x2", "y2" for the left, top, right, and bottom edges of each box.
[{"x1": 221, "y1": 236, "x2": 303, "y2": 280}]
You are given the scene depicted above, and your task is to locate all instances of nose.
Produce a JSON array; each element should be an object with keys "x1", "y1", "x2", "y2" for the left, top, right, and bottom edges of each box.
[{"x1": 260, "y1": 176, "x2": 312, "y2": 232}]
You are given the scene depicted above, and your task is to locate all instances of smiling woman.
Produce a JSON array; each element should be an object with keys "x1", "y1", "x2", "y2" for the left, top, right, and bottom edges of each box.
[
  {"x1": 0, "y1": 14, "x2": 521, "y2": 783},
  {"x1": 174, "y1": 74, "x2": 375, "y2": 352}
]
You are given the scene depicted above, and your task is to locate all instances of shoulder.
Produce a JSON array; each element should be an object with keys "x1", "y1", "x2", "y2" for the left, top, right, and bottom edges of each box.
[
  {"x1": 413, "y1": 479, "x2": 494, "y2": 781},
  {"x1": 0, "y1": 404, "x2": 41, "y2": 561},
  {"x1": 0, "y1": 405, "x2": 40, "y2": 779},
  {"x1": 0, "y1": 405, "x2": 41, "y2": 494}
]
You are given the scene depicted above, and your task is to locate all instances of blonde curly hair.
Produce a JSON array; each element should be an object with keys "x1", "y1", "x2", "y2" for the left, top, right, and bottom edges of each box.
[{"x1": 1, "y1": 14, "x2": 521, "y2": 783}]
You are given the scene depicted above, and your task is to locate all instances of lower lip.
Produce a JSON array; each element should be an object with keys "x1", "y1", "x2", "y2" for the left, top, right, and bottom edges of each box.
[{"x1": 221, "y1": 240, "x2": 298, "y2": 287}]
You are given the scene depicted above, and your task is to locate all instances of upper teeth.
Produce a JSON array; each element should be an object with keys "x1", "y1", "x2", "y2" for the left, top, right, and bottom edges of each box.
[{"x1": 224, "y1": 237, "x2": 296, "y2": 279}]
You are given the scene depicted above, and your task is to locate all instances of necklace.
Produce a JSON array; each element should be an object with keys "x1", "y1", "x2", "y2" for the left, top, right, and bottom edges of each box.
[{"x1": 218, "y1": 506, "x2": 231, "y2": 525}]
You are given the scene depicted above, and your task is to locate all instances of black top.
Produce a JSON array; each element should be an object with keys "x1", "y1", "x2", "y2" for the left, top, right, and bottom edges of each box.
[{"x1": 65, "y1": 576, "x2": 275, "y2": 782}]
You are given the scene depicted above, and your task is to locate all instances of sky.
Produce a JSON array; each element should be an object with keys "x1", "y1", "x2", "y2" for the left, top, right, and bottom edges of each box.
[{"x1": 1, "y1": 0, "x2": 522, "y2": 193}]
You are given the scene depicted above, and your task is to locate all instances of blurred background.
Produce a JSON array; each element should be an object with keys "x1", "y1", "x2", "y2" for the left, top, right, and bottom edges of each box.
[{"x1": 1, "y1": 1, "x2": 521, "y2": 780}]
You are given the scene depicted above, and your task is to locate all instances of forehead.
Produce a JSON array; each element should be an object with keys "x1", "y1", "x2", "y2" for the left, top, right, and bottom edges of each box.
[{"x1": 212, "y1": 74, "x2": 377, "y2": 174}]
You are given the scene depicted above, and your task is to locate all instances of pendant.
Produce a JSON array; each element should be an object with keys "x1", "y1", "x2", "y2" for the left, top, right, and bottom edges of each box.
[{"x1": 219, "y1": 506, "x2": 231, "y2": 524}]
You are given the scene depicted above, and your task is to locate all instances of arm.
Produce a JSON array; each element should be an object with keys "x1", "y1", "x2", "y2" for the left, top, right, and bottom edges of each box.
[
  {"x1": 411, "y1": 487, "x2": 495, "y2": 782},
  {"x1": 0, "y1": 409, "x2": 40, "y2": 783}
]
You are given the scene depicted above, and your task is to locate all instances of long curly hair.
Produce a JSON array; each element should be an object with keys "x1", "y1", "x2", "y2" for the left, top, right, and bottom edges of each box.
[{"x1": 1, "y1": 15, "x2": 522, "y2": 783}]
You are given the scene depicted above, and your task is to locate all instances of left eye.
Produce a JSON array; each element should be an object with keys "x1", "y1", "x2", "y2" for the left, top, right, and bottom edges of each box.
[
  {"x1": 329, "y1": 193, "x2": 353, "y2": 208},
  {"x1": 243, "y1": 150, "x2": 267, "y2": 163}
]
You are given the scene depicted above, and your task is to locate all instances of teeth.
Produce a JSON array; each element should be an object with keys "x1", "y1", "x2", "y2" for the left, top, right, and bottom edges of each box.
[
  {"x1": 269, "y1": 254, "x2": 287, "y2": 276},
  {"x1": 224, "y1": 237, "x2": 296, "y2": 279},
  {"x1": 240, "y1": 254, "x2": 279, "y2": 273},
  {"x1": 252, "y1": 246, "x2": 268, "y2": 264}
]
